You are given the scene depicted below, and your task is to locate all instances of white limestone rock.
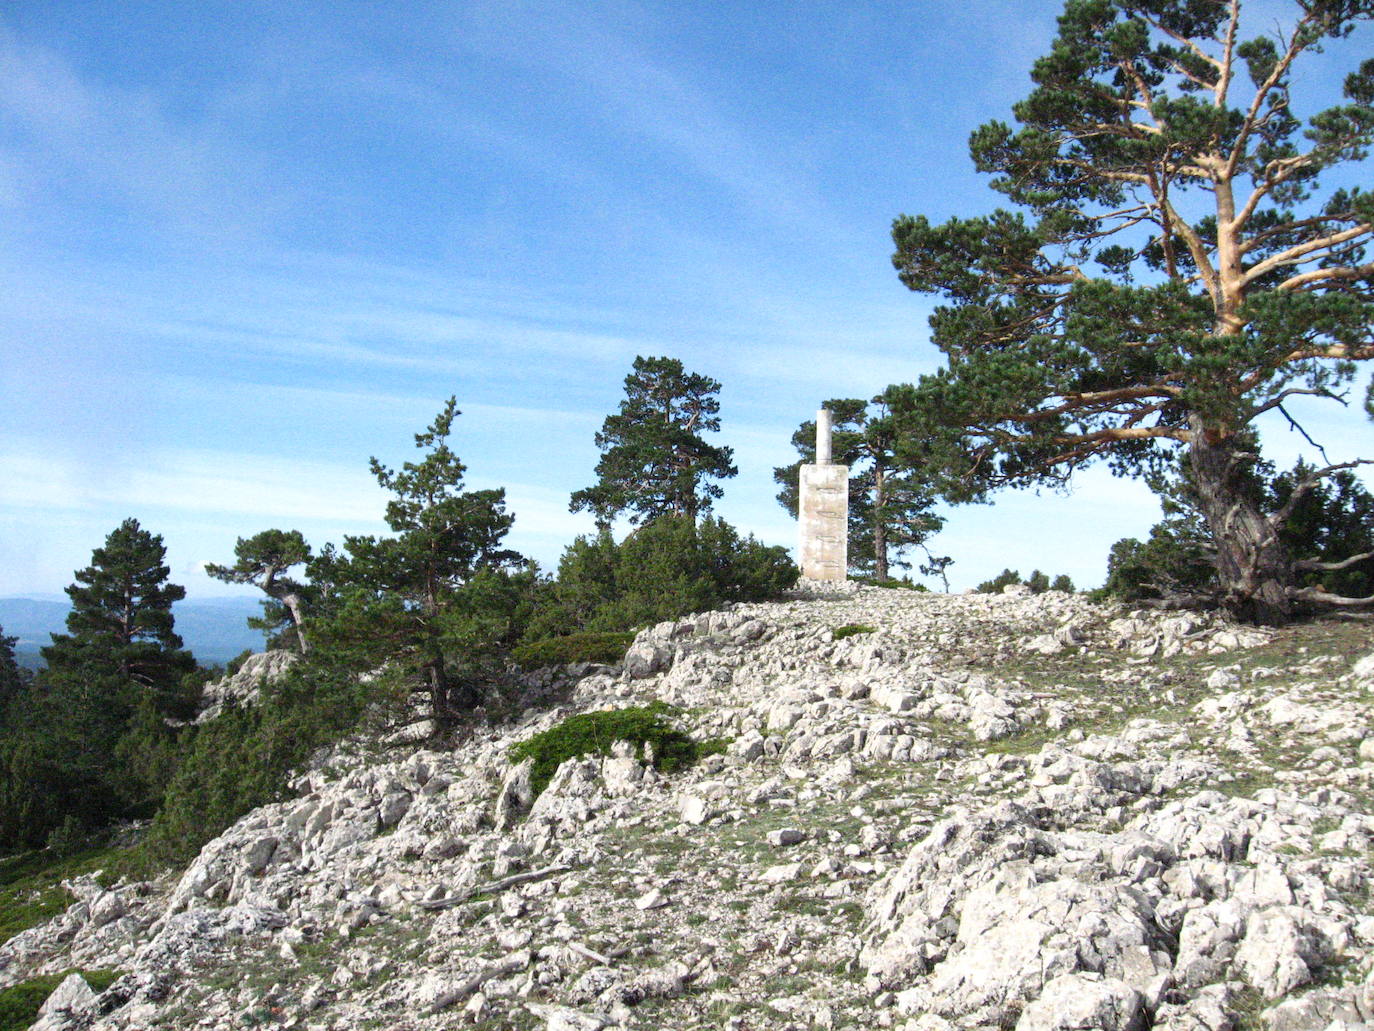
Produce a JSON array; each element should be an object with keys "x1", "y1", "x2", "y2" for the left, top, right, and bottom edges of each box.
[
  {"x1": 31, "y1": 972, "x2": 99, "y2": 1031},
  {"x1": 1233, "y1": 907, "x2": 1327, "y2": 998},
  {"x1": 1014, "y1": 974, "x2": 1145, "y2": 1031},
  {"x1": 196, "y1": 649, "x2": 299, "y2": 722}
]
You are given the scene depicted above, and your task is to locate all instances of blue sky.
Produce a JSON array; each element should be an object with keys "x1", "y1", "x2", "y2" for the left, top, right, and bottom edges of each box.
[{"x1": 2, "y1": 0, "x2": 1372, "y2": 600}]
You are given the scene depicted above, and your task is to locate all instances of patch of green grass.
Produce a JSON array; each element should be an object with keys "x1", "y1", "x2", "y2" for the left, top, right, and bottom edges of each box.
[
  {"x1": 470, "y1": 1009, "x2": 540, "y2": 1031},
  {"x1": 775, "y1": 892, "x2": 833, "y2": 918},
  {"x1": 0, "y1": 970, "x2": 121, "y2": 1031},
  {"x1": 1230, "y1": 985, "x2": 1267, "y2": 1031},
  {"x1": 832, "y1": 624, "x2": 877, "y2": 640},
  {"x1": 0, "y1": 844, "x2": 147, "y2": 945}
]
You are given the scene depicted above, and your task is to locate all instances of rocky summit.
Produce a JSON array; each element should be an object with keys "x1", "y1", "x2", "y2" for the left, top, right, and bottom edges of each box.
[{"x1": 6, "y1": 583, "x2": 1374, "y2": 1031}]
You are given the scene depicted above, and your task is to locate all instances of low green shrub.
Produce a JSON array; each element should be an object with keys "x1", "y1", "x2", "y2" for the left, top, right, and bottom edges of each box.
[
  {"x1": 853, "y1": 576, "x2": 925, "y2": 591},
  {"x1": 832, "y1": 624, "x2": 876, "y2": 640},
  {"x1": 0, "y1": 970, "x2": 120, "y2": 1031},
  {"x1": 510, "y1": 632, "x2": 636, "y2": 670},
  {"x1": 976, "y1": 569, "x2": 1075, "y2": 594},
  {"x1": 509, "y1": 702, "x2": 724, "y2": 798}
]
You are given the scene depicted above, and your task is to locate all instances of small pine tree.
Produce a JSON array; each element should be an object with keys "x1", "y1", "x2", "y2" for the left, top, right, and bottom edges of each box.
[
  {"x1": 206, "y1": 530, "x2": 313, "y2": 652},
  {"x1": 526, "y1": 515, "x2": 797, "y2": 638},
  {"x1": 571, "y1": 356, "x2": 737, "y2": 528},
  {"x1": 309, "y1": 400, "x2": 527, "y2": 718},
  {"x1": 976, "y1": 569, "x2": 1023, "y2": 593}
]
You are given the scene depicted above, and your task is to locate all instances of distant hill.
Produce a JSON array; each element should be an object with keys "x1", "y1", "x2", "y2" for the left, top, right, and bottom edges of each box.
[{"x1": 0, "y1": 596, "x2": 268, "y2": 670}]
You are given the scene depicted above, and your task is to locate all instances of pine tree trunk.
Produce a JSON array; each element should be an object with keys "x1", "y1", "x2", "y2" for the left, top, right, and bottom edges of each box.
[
  {"x1": 428, "y1": 659, "x2": 451, "y2": 719},
  {"x1": 873, "y1": 467, "x2": 888, "y2": 582},
  {"x1": 425, "y1": 579, "x2": 449, "y2": 718},
  {"x1": 1188, "y1": 426, "x2": 1294, "y2": 625},
  {"x1": 270, "y1": 588, "x2": 310, "y2": 654}
]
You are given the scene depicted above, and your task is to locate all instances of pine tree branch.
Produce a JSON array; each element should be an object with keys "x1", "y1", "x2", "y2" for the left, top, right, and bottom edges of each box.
[
  {"x1": 1225, "y1": 7, "x2": 1307, "y2": 180},
  {"x1": 1136, "y1": 8, "x2": 1225, "y2": 74},
  {"x1": 1159, "y1": 195, "x2": 1220, "y2": 300},
  {"x1": 1235, "y1": 153, "x2": 1325, "y2": 230},
  {"x1": 1246, "y1": 387, "x2": 1344, "y2": 423},
  {"x1": 1291, "y1": 586, "x2": 1374, "y2": 607},
  {"x1": 1275, "y1": 258, "x2": 1374, "y2": 294},
  {"x1": 1239, "y1": 211, "x2": 1361, "y2": 256},
  {"x1": 1267, "y1": 459, "x2": 1374, "y2": 530},
  {"x1": 1215, "y1": 0, "x2": 1240, "y2": 108},
  {"x1": 1262, "y1": 342, "x2": 1374, "y2": 372},
  {"x1": 1244, "y1": 224, "x2": 1374, "y2": 287},
  {"x1": 1295, "y1": 551, "x2": 1374, "y2": 573}
]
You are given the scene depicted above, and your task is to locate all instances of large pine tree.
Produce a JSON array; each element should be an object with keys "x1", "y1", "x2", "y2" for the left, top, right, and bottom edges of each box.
[
  {"x1": 886, "y1": 0, "x2": 1374, "y2": 624},
  {"x1": 44, "y1": 517, "x2": 191, "y2": 695},
  {"x1": 0, "y1": 520, "x2": 194, "y2": 847}
]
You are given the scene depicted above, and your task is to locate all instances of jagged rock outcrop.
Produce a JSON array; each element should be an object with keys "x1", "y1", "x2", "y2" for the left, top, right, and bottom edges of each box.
[
  {"x1": 195, "y1": 649, "x2": 299, "y2": 722},
  {"x1": 5, "y1": 586, "x2": 1374, "y2": 1031}
]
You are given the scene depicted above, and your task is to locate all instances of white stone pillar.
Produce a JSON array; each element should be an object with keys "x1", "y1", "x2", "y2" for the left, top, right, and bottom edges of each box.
[{"x1": 799, "y1": 408, "x2": 848, "y2": 581}]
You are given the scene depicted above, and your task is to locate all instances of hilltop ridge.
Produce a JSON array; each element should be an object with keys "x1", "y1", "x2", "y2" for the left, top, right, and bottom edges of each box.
[{"x1": 5, "y1": 585, "x2": 1374, "y2": 1031}]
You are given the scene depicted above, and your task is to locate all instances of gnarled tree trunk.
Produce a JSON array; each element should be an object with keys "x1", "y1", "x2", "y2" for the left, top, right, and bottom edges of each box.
[
  {"x1": 1188, "y1": 426, "x2": 1294, "y2": 625},
  {"x1": 269, "y1": 587, "x2": 309, "y2": 654}
]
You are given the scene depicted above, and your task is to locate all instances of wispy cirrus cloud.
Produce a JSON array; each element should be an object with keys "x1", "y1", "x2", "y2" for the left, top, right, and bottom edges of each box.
[
  {"x1": 0, "y1": 25, "x2": 289, "y2": 236},
  {"x1": 446, "y1": 2, "x2": 843, "y2": 243},
  {"x1": 0, "y1": 444, "x2": 384, "y2": 525}
]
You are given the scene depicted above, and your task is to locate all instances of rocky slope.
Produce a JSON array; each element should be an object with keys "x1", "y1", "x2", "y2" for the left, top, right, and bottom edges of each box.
[{"x1": 6, "y1": 584, "x2": 1374, "y2": 1031}]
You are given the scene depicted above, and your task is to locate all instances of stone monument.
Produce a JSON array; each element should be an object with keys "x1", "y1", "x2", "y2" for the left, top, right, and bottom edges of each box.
[{"x1": 798, "y1": 408, "x2": 849, "y2": 581}]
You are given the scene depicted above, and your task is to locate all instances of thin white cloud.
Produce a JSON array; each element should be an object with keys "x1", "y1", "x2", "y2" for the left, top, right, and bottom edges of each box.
[
  {"x1": 449, "y1": 3, "x2": 843, "y2": 242},
  {"x1": 0, "y1": 26, "x2": 286, "y2": 236},
  {"x1": 0, "y1": 445, "x2": 384, "y2": 524},
  {"x1": 0, "y1": 253, "x2": 682, "y2": 376}
]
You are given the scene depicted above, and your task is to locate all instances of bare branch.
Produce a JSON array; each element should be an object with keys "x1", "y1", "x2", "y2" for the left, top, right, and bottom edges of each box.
[
  {"x1": 1160, "y1": 196, "x2": 1220, "y2": 299},
  {"x1": 1235, "y1": 153, "x2": 1322, "y2": 229},
  {"x1": 1295, "y1": 551, "x2": 1374, "y2": 573},
  {"x1": 1292, "y1": 586, "x2": 1374, "y2": 608},
  {"x1": 1139, "y1": 9, "x2": 1224, "y2": 74},
  {"x1": 1041, "y1": 425, "x2": 1190, "y2": 466},
  {"x1": 1027, "y1": 383, "x2": 1182, "y2": 418},
  {"x1": 1276, "y1": 259, "x2": 1374, "y2": 293},
  {"x1": 1268, "y1": 459, "x2": 1374, "y2": 529},
  {"x1": 1268, "y1": 342, "x2": 1374, "y2": 367},
  {"x1": 1276, "y1": 403, "x2": 1331, "y2": 463},
  {"x1": 1244, "y1": 223, "x2": 1374, "y2": 287},
  {"x1": 1225, "y1": 8, "x2": 1308, "y2": 178},
  {"x1": 1215, "y1": 0, "x2": 1240, "y2": 107},
  {"x1": 1247, "y1": 387, "x2": 1345, "y2": 419},
  {"x1": 1239, "y1": 211, "x2": 1360, "y2": 256}
]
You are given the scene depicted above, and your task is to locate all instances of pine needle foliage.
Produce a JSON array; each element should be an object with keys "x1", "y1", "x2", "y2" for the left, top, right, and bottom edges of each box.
[
  {"x1": 509, "y1": 702, "x2": 723, "y2": 799},
  {"x1": 571, "y1": 356, "x2": 737, "y2": 528},
  {"x1": 886, "y1": 0, "x2": 1374, "y2": 624},
  {"x1": 510, "y1": 632, "x2": 636, "y2": 670}
]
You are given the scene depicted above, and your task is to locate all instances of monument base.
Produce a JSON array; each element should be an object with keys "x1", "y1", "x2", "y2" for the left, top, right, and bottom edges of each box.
[{"x1": 799, "y1": 463, "x2": 848, "y2": 581}]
